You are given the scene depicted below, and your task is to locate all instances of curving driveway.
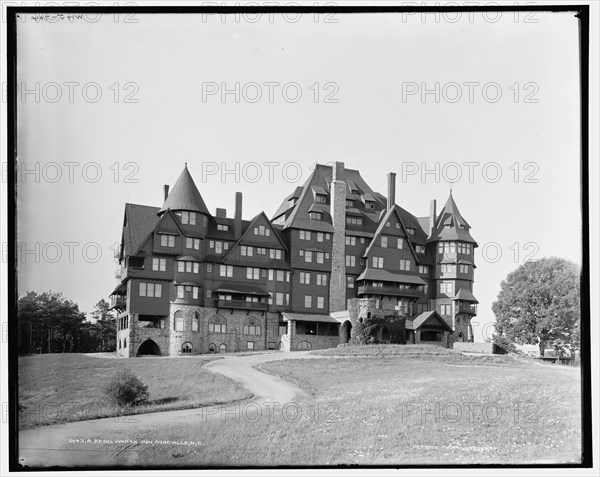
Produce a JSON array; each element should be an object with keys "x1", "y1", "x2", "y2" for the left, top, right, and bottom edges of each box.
[{"x1": 18, "y1": 351, "x2": 316, "y2": 468}]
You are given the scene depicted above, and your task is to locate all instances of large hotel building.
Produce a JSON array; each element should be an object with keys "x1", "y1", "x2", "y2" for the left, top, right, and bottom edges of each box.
[{"x1": 110, "y1": 162, "x2": 478, "y2": 357}]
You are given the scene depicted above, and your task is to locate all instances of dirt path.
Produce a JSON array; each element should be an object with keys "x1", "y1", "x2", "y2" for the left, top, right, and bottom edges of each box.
[{"x1": 18, "y1": 351, "x2": 315, "y2": 469}]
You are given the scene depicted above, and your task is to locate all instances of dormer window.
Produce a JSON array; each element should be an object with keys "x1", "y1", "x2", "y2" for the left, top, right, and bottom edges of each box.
[
  {"x1": 365, "y1": 202, "x2": 375, "y2": 210},
  {"x1": 416, "y1": 245, "x2": 425, "y2": 253},
  {"x1": 407, "y1": 228, "x2": 415, "y2": 235},
  {"x1": 181, "y1": 211, "x2": 197, "y2": 225},
  {"x1": 445, "y1": 224, "x2": 452, "y2": 229},
  {"x1": 346, "y1": 216, "x2": 362, "y2": 225},
  {"x1": 315, "y1": 194, "x2": 327, "y2": 204},
  {"x1": 217, "y1": 224, "x2": 229, "y2": 231},
  {"x1": 346, "y1": 200, "x2": 354, "y2": 207},
  {"x1": 310, "y1": 212, "x2": 323, "y2": 220}
]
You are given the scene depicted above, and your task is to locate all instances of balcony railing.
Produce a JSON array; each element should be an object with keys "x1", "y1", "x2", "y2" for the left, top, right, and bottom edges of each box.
[
  {"x1": 217, "y1": 298, "x2": 268, "y2": 311},
  {"x1": 110, "y1": 295, "x2": 126, "y2": 310},
  {"x1": 457, "y1": 303, "x2": 477, "y2": 315},
  {"x1": 358, "y1": 284, "x2": 425, "y2": 298}
]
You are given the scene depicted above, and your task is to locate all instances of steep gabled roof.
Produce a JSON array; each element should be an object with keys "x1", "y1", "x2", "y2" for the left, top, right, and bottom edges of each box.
[
  {"x1": 272, "y1": 164, "x2": 385, "y2": 233},
  {"x1": 362, "y1": 205, "x2": 428, "y2": 261},
  {"x1": 406, "y1": 311, "x2": 454, "y2": 332},
  {"x1": 159, "y1": 165, "x2": 210, "y2": 215},
  {"x1": 428, "y1": 193, "x2": 477, "y2": 244},
  {"x1": 120, "y1": 203, "x2": 160, "y2": 259},
  {"x1": 222, "y1": 211, "x2": 288, "y2": 260}
]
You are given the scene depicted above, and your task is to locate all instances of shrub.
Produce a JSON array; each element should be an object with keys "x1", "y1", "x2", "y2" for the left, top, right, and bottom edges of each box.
[{"x1": 103, "y1": 368, "x2": 149, "y2": 407}]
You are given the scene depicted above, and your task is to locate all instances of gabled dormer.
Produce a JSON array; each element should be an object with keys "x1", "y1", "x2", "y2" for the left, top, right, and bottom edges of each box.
[{"x1": 223, "y1": 212, "x2": 288, "y2": 264}]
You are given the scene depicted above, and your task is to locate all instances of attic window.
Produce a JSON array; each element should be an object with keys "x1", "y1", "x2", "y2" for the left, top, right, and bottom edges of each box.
[
  {"x1": 416, "y1": 245, "x2": 425, "y2": 253},
  {"x1": 365, "y1": 202, "x2": 375, "y2": 210},
  {"x1": 407, "y1": 228, "x2": 415, "y2": 235},
  {"x1": 217, "y1": 224, "x2": 229, "y2": 231},
  {"x1": 315, "y1": 194, "x2": 327, "y2": 204},
  {"x1": 310, "y1": 212, "x2": 323, "y2": 220},
  {"x1": 346, "y1": 216, "x2": 362, "y2": 225},
  {"x1": 254, "y1": 225, "x2": 271, "y2": 236},
  {"x1": 346, "y1": 200, "x2": 354, "y2": 207}
]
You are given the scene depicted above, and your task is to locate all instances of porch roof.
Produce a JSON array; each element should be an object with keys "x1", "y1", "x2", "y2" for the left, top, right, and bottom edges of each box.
[
  {"x1": 406, "y1": 311, "x2": 454, "y2": 333},
  {"x1": 281, "y1": 312, "x2": 339, "y2": 324}
]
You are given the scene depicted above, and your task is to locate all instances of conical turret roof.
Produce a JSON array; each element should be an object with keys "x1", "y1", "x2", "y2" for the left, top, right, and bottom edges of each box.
[
  {"x1": 429, "y1": 192, "x2": 476, "y2": 243},
  {"x1": 159, "y1": 165, "x2": 210, "y2": 215}
]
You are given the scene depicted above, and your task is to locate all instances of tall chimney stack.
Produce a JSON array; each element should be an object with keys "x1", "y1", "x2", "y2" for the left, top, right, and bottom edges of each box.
[
  {"x1": 163, "y1": 184, "x2": 169, "y2": 201},
  {"x1": 329, "y1": 161, "x2": 347, "y2": 313},
  {"x1": 387, "y1": 172, "x2": 396, "y2": 211},
  {"x1": 234, "y1": 192, "x2": 243, "y2": 239},
  {"x1": 429, "y1": 199, "x2": 437, "y2": 237}
]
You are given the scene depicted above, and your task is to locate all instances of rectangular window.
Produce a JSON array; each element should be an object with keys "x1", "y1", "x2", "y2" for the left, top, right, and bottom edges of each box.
[
  {"x1": 247, "y1": 341, "x2": 254, "y2": 350},
  {"x1": 346, "y1": 200, "x2": 354, "y2": 207},
  {"x1": 300, "y1": 230, "x2": 311, "y2": 240},
  {"x1": 372, "y1": 257, "x2": 384, "y2": 268},
  {"x1": 325, "y1": 233, "x2": 331, "y2": 240},
  {"x1": 317, "y1": 296, "x2": 325, "y2": 309},
  {"x1": 140, "y1": 282, "x2": 162, "y2": 298},
  {"x1": 220, "y1": 265, "x2": 233, "y2": 277},
  {"x1": 345, "y1": 255, "x2": 356, "y2": 267},
  {"x1": 345, "y1": 236, "x2": 356, "y2": 246},
  {"x1": 439, "y1": 243, "x2": 444, "y2": 253},
  {"x1": 192, "y1": 287, "x2": 199, "y2": 299},
  {"x1": 286, "y1": 293, "x2": 290, "y2": 305},
  {"x1": 419, "y1": 265, "x2": 429, "y2": 274},
  {"x1": 276, "y1": 270, "x2": 284, "y2": 282},
  {"x1": 268, "y1": 269, "x2": 274, "y2": 281},
  {"x1": 305, "y1": 251, "x2": 313, "y2": 263},
  {"x1": 160, "y1": 234, "x2": 175, "y2": 248},
  {"x1": 317, "y1": 232, "x2": 324, "y2": 242},
  {"x1": 440, "y1": 304, "x2": 452, "y2": 316},
  {"x1": 381, "y1": 236, "x2": 388, "y2": 248},
  {"x1": 397, "y1": 238, "x2": 404, "y2": 249},
  {"x1": 152, "y1": 258, "x2": 166, "y2": 272},
  {"x1": 316, "y1": 194, "x2": 327, "y2": 204},
  {"x1": 217, "y1": 224, "x2": 229, "y2": 231},
  {"x1": 177, "y1": 286, "x2": 184, "y2": 299},
  {"x1": 416, "y1": 245, "x2": 425, "y2": 253},
  {"x1": 407, "y1": 228, "x2": 415, "y2": 235},
  {"x1": 316, "y1": 252, "x2": 324, "y2": 264},
  {"x1": 316, "y1": 274, "x2": 328, "y2": 286},
  {"x1": 399, "y1": 259, "x2": 410, "y2": 271},
  {"x1": 304, "y1": 295, "x2": 312, "y2": 308},
  {"x1": 206, "y1": 289, "x2": 212, "y2": 298},
  {"x1": 459, "y1": 264, "x2": 469, "y2": 273},
  {"x1": 186, "y1": 237, "x2": 200, "y2": 250},
  {"x1": 270, "y1": 249, "x2": 282, "y2": 260},
  {"x1": 441, "y1": 281, "x2": 454, "y2": 294},
  {"x1": 300, "y1": 272, "x2": 310, "y2": 285},
  {"x1": 310, "y1": 212, "x2": 322, "y2": 220},
  {"x1": 247, "y1": 267, "x2": 260, "y2": 280},
  {"x1": 215, "y1": 241, "x2": 223, "y2": 254},
  {"x1": 365, "y1": 202, "x2": 375, "y2": 210},
  {"x1": 347, "y1": 276, "x2": 354, "y2": 288},
  {"x1": 268, "y1": 293, "x2": 273, "y2": 305},
  {"x1": 207, "y1": 264, "x2": 213, "y2": 273},
  {"x1": 178, "y1": 261, "x2": 185, "y2": 272},
  {"x1": 276, "y1": 292, "x2": 284, "y2": 306}
]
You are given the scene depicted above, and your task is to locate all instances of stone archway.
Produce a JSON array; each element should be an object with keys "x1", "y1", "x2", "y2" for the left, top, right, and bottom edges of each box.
[
  {"x1": 137, "y1": 339, "x2": 161, "y2": 357},
  {"x1": 340, "y1": 320, "x2": 352, "y2": 344}
]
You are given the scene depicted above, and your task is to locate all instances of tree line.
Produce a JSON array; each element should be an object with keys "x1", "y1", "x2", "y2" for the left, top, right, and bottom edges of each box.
[{"x1": 17, "y1": 292, "x2": 116, "y2": 354}]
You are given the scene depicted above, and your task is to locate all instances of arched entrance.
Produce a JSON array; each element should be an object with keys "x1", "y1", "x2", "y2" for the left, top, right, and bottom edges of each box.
[
  {"x1": 137, "y1": 339, "x2": 161, "y2": 356},
  {"x1": 380, "y1": 326, "x2": 391, "y2": 343},
  {"x1": 340, "y1": 320, "x2": 352, "y2": 344}
]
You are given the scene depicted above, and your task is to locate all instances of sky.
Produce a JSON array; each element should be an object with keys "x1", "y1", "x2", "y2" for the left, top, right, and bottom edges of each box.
[{"x1": 12, "y1": 9, "x2": 584, "y2": 341}]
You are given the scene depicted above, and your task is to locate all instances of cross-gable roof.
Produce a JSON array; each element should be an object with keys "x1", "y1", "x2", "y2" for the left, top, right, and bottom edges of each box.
[
  {"x1": 120, "y1": 203, "x2": 160, "y2": 259},
  {"x1": 406, "y1": 311, "x2": 454, "y2": 332}
]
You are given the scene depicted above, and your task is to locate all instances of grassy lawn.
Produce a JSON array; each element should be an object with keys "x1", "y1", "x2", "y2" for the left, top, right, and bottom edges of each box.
[
  {"x1": 136, "y1": 345, "x2": 581, "y2": 466},
  {"x1": 18, "y1": 354, "x2": 251, "y2": 429}
]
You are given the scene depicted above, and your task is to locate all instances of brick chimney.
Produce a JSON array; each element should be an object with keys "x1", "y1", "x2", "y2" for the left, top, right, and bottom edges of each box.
[
  {"x1": 429, "y1": 199, "x2": 437, "y2": 237},
  {"x1": 387, "y1": 172, "x2": 396, "y2": 211},
  {"x1": 234, "y1": 192, "x2": 242, "y2": 239},
  {"x1": 329, "y1": 161, "x2": 347, "y2": 312},
  {"x1": 163, "y1": 184, "x2": 169, "y2": 201}
]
